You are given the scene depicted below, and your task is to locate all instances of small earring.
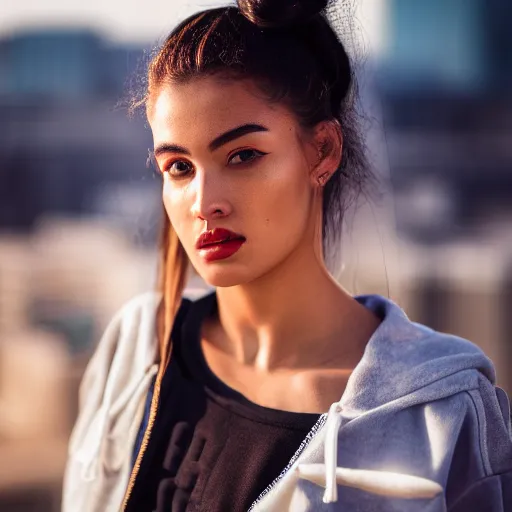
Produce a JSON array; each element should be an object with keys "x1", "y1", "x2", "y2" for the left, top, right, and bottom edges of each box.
[{"x1": 317, "y1": 172, "x2": 329, "y2": 186}]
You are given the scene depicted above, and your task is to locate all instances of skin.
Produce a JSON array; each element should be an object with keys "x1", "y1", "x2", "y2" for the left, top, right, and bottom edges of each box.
[{"x1": 148, "y1": 76, "x2": 381, "y2": 413}]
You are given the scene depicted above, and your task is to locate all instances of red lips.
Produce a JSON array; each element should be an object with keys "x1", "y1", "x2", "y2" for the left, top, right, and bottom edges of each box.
[{"x1": 195, "y1": 227, "x2": 246, "y2": 250}]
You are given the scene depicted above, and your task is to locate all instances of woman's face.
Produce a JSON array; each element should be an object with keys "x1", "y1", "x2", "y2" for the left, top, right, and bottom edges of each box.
[{"x1": 148, "y1": 76, "x2": 324, "y2": 287}]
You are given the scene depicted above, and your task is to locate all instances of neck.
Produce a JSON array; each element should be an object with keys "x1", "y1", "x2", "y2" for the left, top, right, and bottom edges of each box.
[{"x1": 211, "y1": 242, "x2": 377, "y2": 373}]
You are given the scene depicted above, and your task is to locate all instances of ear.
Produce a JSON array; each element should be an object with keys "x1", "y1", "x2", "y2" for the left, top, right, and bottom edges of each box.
[{"x1": 308, "y1": 119, "x2": 343, "y2": 188}]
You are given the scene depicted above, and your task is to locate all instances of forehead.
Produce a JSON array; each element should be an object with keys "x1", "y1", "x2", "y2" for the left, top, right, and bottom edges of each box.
[{"x1": 148, "y1": 76, "x2": 297, "y2": 142}]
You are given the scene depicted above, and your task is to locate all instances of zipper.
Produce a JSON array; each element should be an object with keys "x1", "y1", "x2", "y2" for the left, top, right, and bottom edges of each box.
[
  {"x1": 120, "y1": 294, "x2": 182, "y2": 512},
  {"x1": 119, "y1": 295, "x2": 192, "y2": 510},
  {"x1": 119, "y1": 354, "x2": 168, "y2": 511},
  {"x1": 247, "y1": 412, "x2": 328, "y2": 511}
]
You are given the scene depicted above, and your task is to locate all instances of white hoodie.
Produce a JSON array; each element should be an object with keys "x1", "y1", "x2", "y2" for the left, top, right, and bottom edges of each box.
[
  {"x1": 62, "y1": 291, "x2": 512, "y2": 512},
  {"x1": 62, "y1": 292, "x2": 160, "y2": 512}
]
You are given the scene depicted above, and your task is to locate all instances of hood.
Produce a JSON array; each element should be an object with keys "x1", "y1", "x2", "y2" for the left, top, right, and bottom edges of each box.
[
  {"x1": 340, "y1": 294, "x2": 496, "y2": 415},
  {"x1": 314, "y1": 293, "x2": 496, "y2": 505}
]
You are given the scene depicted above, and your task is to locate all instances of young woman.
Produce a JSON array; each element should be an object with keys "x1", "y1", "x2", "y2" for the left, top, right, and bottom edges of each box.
[{"x1": 62, "y1": 1, "x2": 512, "y2": 511}]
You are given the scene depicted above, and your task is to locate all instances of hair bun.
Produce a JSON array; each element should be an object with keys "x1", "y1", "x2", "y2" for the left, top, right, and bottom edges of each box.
[{"x1": 237, "y1": 0, "x2": 329, "y2": 28}]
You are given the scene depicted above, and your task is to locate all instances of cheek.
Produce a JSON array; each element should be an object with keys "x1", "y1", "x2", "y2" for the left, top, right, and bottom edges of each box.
[
  {"x1": 259, "y1": 154, "x2": 312, "y2": 229},
  {"x1": 162, "y1": 179, "x2": 188, "y2": 233}
]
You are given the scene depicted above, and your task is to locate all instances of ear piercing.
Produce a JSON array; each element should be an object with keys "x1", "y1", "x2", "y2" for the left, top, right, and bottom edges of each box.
[{"x1": 317, "y1": 172, "x2": 330, "y2": 186}]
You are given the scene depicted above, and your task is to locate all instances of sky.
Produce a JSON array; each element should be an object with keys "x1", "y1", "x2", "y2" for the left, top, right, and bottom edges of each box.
[{"x1": 0, "y1": 0, "x2": 388, "y2": 53}]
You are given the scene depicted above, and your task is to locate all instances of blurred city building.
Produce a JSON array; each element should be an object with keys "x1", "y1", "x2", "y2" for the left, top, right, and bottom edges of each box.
[
  {"x1": 370, "y1": 1, "x2": 512, "y2": 400},
  {"x1": 378, "y1": 0, "x2": 512, "y2": 241},
  {"x1": 0, "y1": 30, "x2": 159, "y2": 236}
]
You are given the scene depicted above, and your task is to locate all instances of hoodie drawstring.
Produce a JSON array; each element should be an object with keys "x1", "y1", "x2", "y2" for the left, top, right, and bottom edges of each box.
[{"x1": 323, "y1": 402, "x2": 343, "y2": 503}]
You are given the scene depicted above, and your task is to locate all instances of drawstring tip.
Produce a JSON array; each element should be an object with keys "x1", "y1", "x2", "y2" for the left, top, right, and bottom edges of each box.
[{"x1": 322, "y1": 487, "x2": 338, "y2": 503}]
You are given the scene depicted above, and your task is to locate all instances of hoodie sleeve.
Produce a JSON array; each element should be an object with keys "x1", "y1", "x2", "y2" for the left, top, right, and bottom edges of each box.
[
  {"x1": 448, "y1": 471, "x2": 512, "y2": 512},
  {"x1": 61, "y1": 292, "x2": 160, "y2": 512},
  {"x1": 447, "y1": 384, "x2": 512, "y2": 511}
]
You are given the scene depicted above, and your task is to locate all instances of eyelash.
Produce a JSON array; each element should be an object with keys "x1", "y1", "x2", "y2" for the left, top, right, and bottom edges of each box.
[{"x1": 159, "y1": 148, "x2": 267, "y2": 178}]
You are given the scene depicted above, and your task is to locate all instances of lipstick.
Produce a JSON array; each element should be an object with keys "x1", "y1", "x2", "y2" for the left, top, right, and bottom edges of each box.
[{"x1": 196, "y1": 228, "x2": 246, "y2": 262}]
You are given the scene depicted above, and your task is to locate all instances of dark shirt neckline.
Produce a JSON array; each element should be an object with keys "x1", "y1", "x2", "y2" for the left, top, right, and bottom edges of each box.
[{"x1": 179, "y1": 290, "x2": 321, "y2": 430}]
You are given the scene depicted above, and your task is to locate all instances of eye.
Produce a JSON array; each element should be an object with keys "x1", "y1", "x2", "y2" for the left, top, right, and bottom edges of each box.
[
  {"x1": 165, "y1": 160, "x2": 194, "y2": 177},
  {"x1": 228, "y1": 149, "x2": 267, "y2": 165}
]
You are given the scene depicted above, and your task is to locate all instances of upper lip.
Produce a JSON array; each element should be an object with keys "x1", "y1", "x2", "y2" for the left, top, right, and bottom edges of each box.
[{"x1": 195, "y1": 227, "x2": 246, "y2": 249}]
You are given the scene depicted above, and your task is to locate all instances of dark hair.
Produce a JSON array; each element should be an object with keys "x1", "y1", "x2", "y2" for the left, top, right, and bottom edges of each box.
[{"x1": 128, "y1": 0, "x2": 374, "y2": 360}]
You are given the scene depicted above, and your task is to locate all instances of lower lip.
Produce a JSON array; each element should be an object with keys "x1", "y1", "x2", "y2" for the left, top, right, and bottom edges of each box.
[{"x1": 198, "y1": 239, "x2": 246, "y2": 262}]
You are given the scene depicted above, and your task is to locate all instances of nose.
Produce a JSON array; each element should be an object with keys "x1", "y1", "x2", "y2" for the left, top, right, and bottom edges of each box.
[{"x1": 190, "y1": 169, "x2": 232, "y2": 222}]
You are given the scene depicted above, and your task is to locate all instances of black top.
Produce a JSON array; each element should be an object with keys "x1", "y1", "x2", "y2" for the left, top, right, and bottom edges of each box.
[{"x1": 128, "y1": 291, "x2": 320, "y2": 512}]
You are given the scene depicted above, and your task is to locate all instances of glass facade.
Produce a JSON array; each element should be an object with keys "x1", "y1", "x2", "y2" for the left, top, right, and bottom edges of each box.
[{"x1": 384, "y1": 0, "x2": 487, "y2": 92}]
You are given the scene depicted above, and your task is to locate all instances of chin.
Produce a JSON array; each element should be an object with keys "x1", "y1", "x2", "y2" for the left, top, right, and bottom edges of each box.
[
  {"x1": 192, "y1": 255, "x2": 272, "y2": 288},
  {"x1": 198, "y1": 266, "x2": 254, "y2": 288},
  {"x1": 190, "y1": 246, "x2": 291, "y2": 289}
]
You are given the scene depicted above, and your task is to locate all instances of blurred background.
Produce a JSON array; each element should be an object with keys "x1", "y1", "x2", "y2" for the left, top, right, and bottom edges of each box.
[{"x1": 0, "y1": 0, "x2": 511, "y2": 510}]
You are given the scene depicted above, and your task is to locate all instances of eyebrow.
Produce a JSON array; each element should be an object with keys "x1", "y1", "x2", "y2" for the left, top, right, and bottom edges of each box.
[{"x1": 153, "y1": 123, "x2": 269, "y2": 158}]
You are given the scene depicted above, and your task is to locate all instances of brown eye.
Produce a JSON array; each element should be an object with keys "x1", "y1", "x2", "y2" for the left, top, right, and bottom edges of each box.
[
  {"x1": 167, "y1": 160, "x2": 193, "y2": 177},
  {"x1": 228, "y1": 149, "x2": 266, "y2": 165}
]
